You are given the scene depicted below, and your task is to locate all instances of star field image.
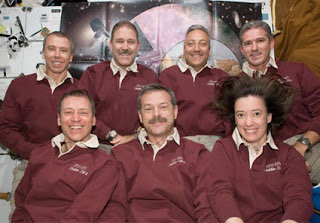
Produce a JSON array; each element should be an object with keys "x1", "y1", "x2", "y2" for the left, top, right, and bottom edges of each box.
[{"x1": 213, "y1": 1, "x2": 262, "y2": 37}]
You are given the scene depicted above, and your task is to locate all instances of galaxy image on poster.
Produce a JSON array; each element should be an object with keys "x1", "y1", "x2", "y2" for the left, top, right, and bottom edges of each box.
[
  {"x1": 60, "y1": 0, "x2": 262, "y2": 78},
  {"x1": 211, "y1": 1, "x2": 262, "y2": 75}
]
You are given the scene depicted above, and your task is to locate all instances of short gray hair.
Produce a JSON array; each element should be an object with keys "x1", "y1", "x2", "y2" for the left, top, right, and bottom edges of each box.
[
  {"x1": 239, "y1": 20, "x2": 273, "y2": 44},
  {"x1": 185, "y1": 24, "x2": 210, "y2": 39},
  {"x1": 111, "y1": 20, "x2": 139, "y2": 43},
  {"x1": 185, "y1": 24, "x2": 211, "y2": 49},
  {"x1": 137, "y1": 83, "x2": 176, "y2": 110},
  {"x1": 43, "y1": 31, "x2": 74, "y2": 53}
]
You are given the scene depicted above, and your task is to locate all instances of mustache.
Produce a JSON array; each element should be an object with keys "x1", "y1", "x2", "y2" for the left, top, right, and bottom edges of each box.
[
  {"x1": 148, "y1": 117, "x2": 167, "y2": 124},
  {"x1": 250, "y1": 49, "x2": 260, "y2": 53},
  {"x1": 119, "y1": 49, "x2": 132, "y2": 55}
]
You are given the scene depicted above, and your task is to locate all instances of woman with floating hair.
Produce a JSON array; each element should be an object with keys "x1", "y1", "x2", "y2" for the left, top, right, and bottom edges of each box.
[{"x1": 208, "y1": 74, "x2": 313, "y2": 223}]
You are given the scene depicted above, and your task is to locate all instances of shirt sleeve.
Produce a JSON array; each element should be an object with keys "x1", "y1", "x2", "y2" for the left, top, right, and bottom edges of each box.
[
  {"x1": 281, "y1": 146, "x2": 314, "y2": 222},
  {"x1": 298, "y1": 63, "x2": 320, "y2": 135},
  {"x1": 193, "y1": 147, "x2": 219, "y2": 222},
  {"x1": 158, "y1": 68, "x2": 178, "y2": 92},
  {"x1": 0, "y1": 81, "x2": 36, "y2": 159},
  {"x1": 60, "y1": 159, "x2": 121, "y2": 222},
  {"x1": 97, "y1": 160, "x2": 128, "y2": 222},
  {"x1": 207, "y1": 141, "x2": 243, "y2": 222},
  {"x1": 78, "y1": 68, "x2": 111, "y2": 140}
]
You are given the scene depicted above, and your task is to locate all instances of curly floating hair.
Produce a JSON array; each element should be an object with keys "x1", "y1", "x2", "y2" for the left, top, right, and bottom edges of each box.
[{"x1": 212, "y1": 74, "x2": 296, "y2": 135}]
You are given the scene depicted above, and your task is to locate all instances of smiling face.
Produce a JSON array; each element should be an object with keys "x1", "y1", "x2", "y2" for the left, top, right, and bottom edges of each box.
[
  {"x1": 58, "y1": 96, "x2": 96, "y2": 149},
  {"x1": 42, "y1": 34, "x2": 73, "y2": 78},
  {"x1": 240, "y1": 27, "x2": 274, "y2": 72},
  {"x1": 138, "y1": 90, "x2": 178, "y2": 145},
  {"x1": 110, "y1": 25, "x2": 140, "y2": 70},
  {"x1": 183, "y1": 29, "x2": 210, "y2": 72},
  {"x1": 235, "y1": 95, "x2": 272, "y2": 149}
]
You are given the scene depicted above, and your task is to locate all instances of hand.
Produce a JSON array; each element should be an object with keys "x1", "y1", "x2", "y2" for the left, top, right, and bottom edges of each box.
[
  {"x1": 282, "y1": 220, "x2": 297, "y2": 223},
  {"x1": 293, "y1": 141, "x2": 308, "y2": 157},
  {"x1": 110, "y1": 134, "x2": 135, "y2": 147},
  {"x1": 305, "y1": 160, "x2": 312, "y2": 173},
  {"x1": 225, "y1": 217, "x2": 244, "y2": 223},
  {"x1": 293, "y1": 141, "x2": 312, "y2": 172}
]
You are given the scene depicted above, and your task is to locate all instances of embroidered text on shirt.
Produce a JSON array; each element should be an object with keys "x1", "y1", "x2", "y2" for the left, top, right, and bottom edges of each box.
[
  {"x1": 283, "y1": 76, "x2": 293, "y2": 83},
  {"x1": 134, "y1": 84, "x2": 145, "y2": 91},
  {"x1": 265, "y1": 161, "x2": 281, "y2": 172},
  {"x1": 69, "y1": 163, "x2": 89, "y2": 176},
  {"x1": 169, "y1": 156, "x2": 186, "y2": 166},
  {"x1": 207, "y1": 80, "x2": 218, "y2": 86}
]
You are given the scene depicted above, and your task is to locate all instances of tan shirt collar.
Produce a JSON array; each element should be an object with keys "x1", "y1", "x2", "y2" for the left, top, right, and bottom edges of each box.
[
  {"x1": 242, "y1": 57, "x2": 278, "y2": 78},
  {"x1": 232, "y1": 127, "x2": 278, "y2": 169},
  {"x1": 36, "y1": 64, "x2": 74, "y2": 93},
  {"x1": 110, "y1": 59, "x2": 138, "y2": 88},
  {"x1": 138, "y1": 127, "x2": 180, "y2": 161},
  {"x1": 51, "y1": 133, "x2": 99, "y2": 157},
  {"x1": 177, "y1": 58, "x2": 212, "y2": 82},
  {"x1": 232, "y1": 127, "x2": 278, "y2": 151},
  {"x1": 110, "y1": 58, "x2": 138, "y2": 74}
]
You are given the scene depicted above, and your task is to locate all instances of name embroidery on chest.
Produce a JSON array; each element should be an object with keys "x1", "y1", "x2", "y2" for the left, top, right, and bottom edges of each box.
[
  {"x1": 169, "y1": 156, "x2": 186, "y2": 166},
  {"x1": 283, "y1": 76, "x2": 293, "y2": 83},
  {"x1": 69, "y1": 163, "x2": 89, "y2": 176},
  {"x1": 265, "y1": 161, "x2": 281, "y2": 172},
  {"x1": 134, "y1": 84, "x2": 145, "y2": 91},
  {"x1": 207, "y1": 80, "x2": 218, "y2": 86}
]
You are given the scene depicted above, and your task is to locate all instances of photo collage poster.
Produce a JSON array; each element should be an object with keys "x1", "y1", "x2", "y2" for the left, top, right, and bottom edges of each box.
[{"x1": 61, "y1": 0, "x2": 265, "y2": 78}]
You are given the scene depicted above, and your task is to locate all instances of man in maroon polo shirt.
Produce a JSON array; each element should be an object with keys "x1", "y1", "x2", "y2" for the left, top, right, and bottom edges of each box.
[
  {"x1": 239, "y1": 20, "x2": 320, "y2": 184},
  {"x1": 108, "y1": 83, "x2": 217, "y2": 222},
  {"x1": 78, "y1": 21, "x2": 157, "y2": 153},
  {"x1": 0, "y1": 31, "x2": 77, "y2": 219},
  {"x1": 12, "y1": 89, "x2": 125, "y2": 222},
  {"x1": 159, "y1": 24, "x2": 229, "y2": 151}
]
